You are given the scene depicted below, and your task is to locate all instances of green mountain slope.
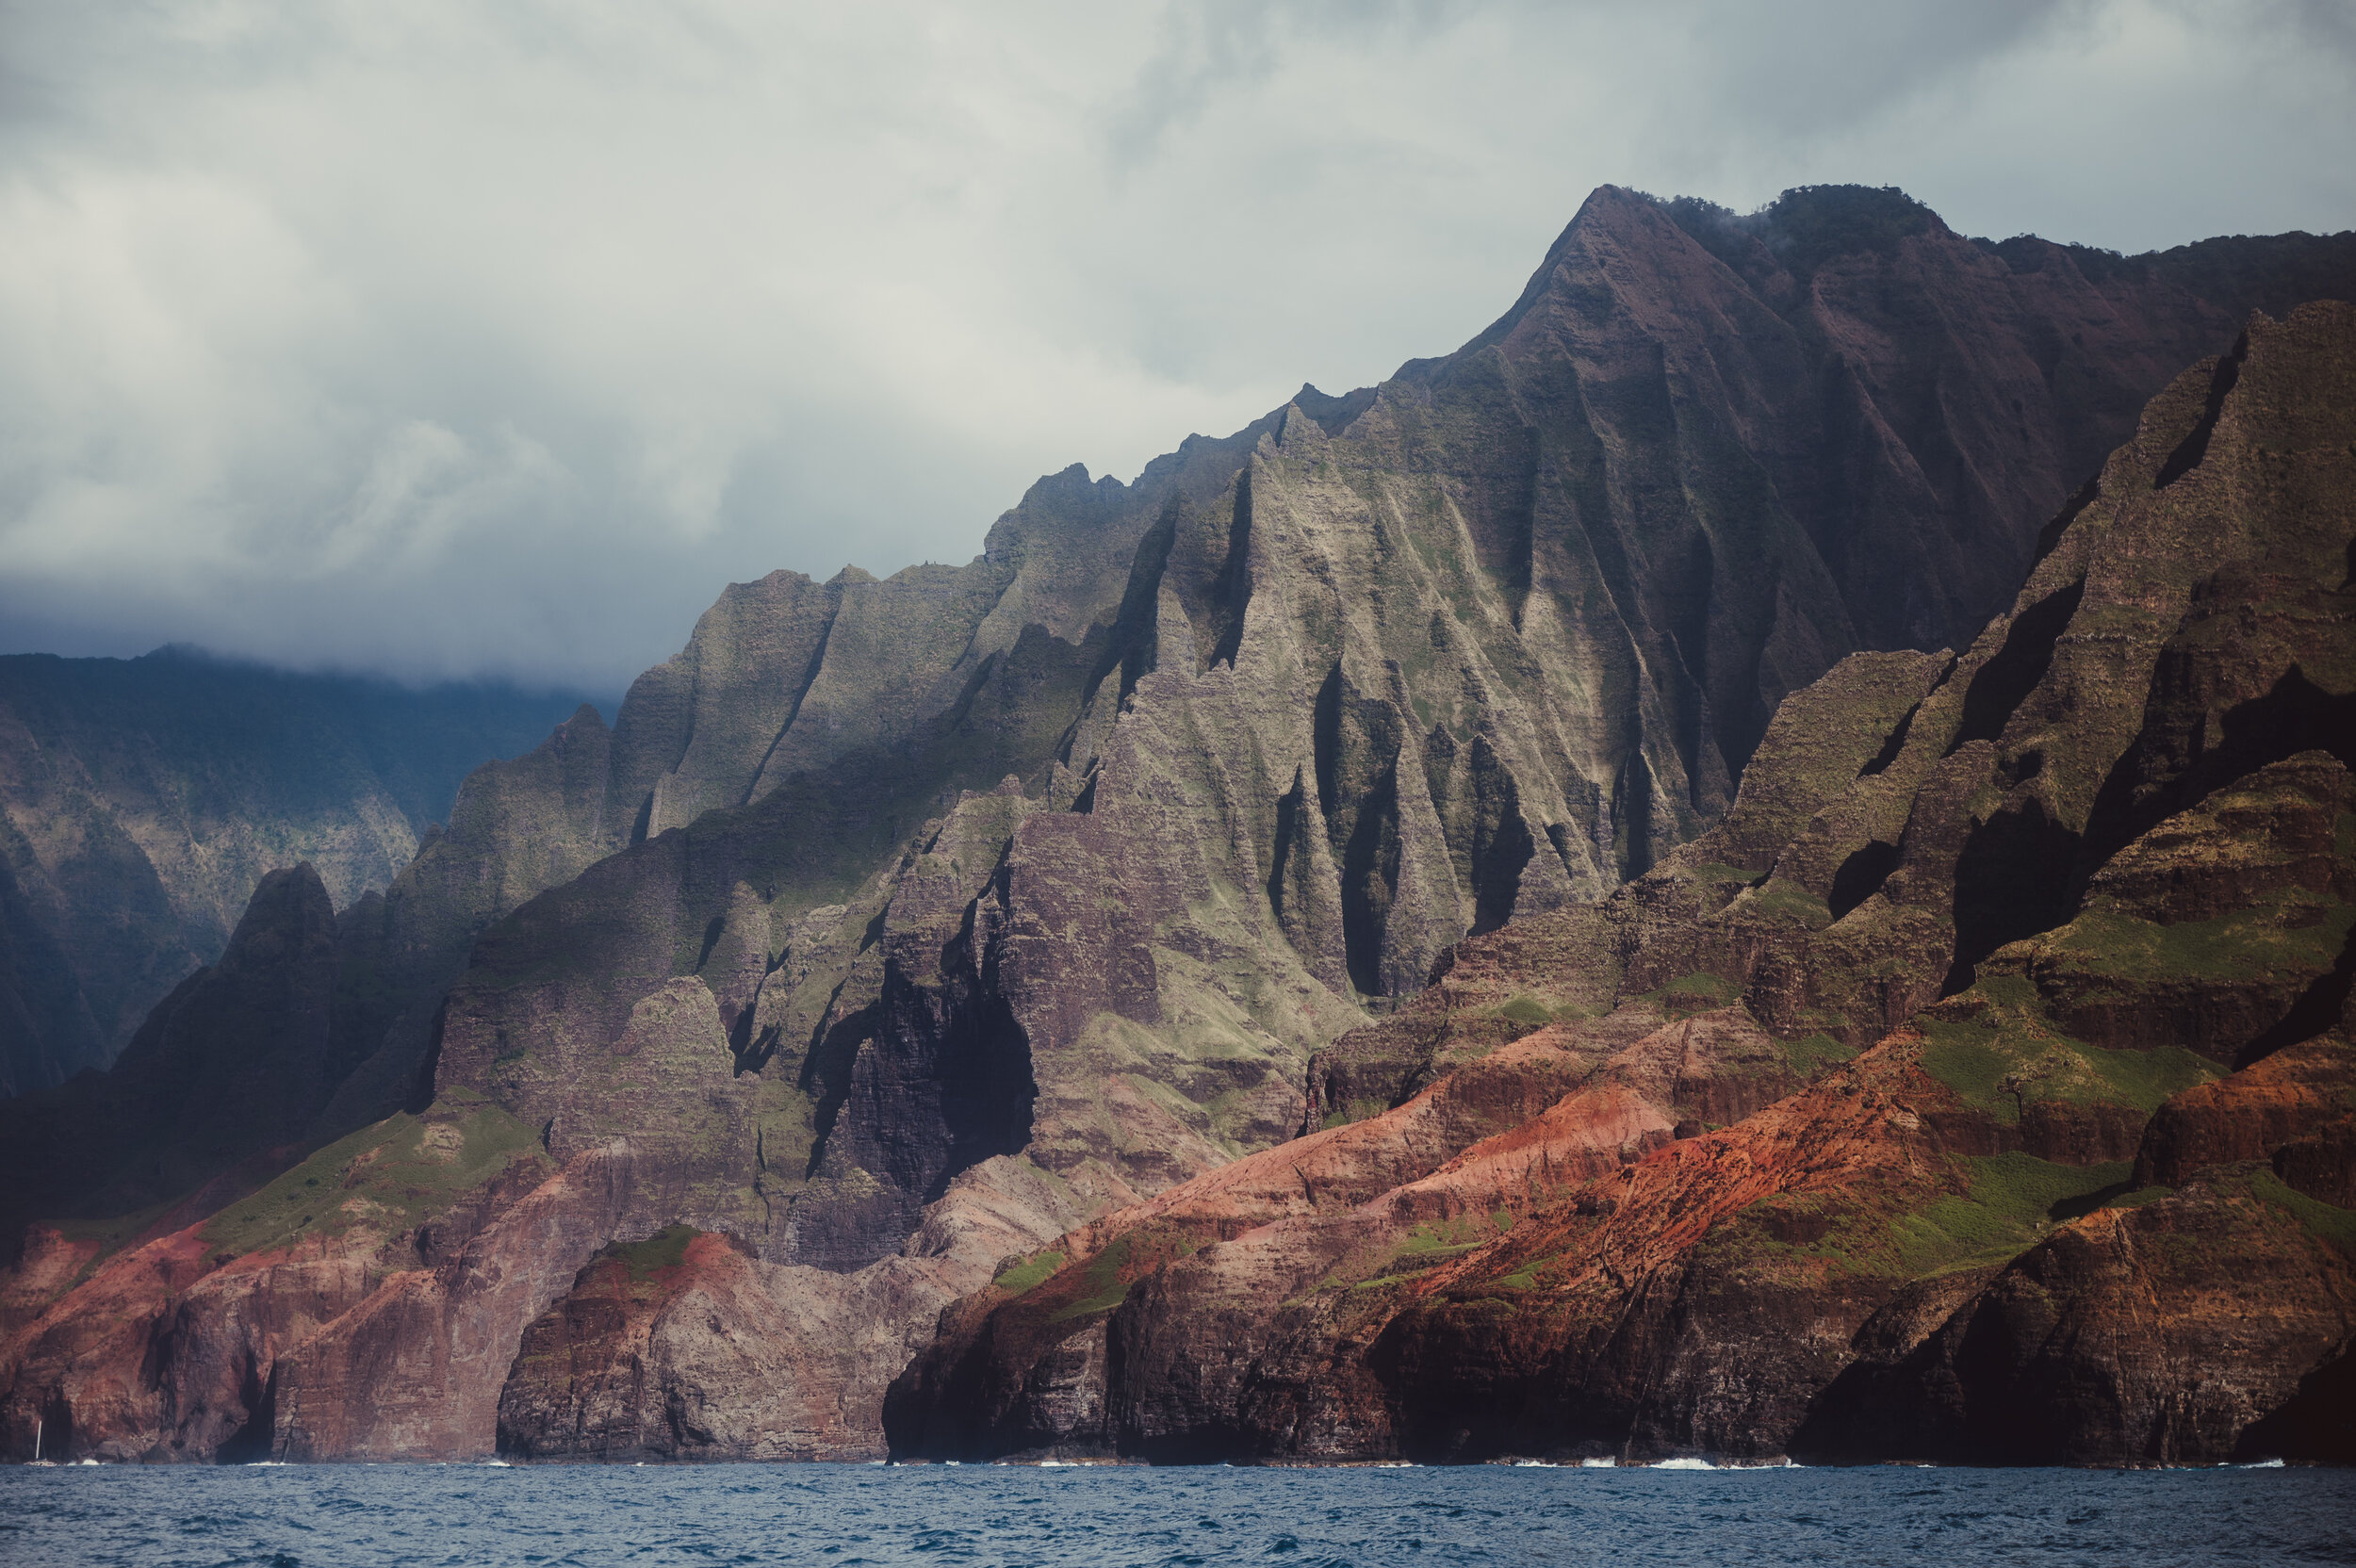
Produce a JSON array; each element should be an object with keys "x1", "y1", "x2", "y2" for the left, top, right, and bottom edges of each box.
[{"x1": 2, "y1": 188, "x2": 2350, "y2": 1464}]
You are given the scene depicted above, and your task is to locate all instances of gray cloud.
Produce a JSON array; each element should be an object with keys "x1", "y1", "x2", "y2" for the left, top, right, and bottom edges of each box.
[{"x1": 0, "y1": 0, "x2": 2348, "y2": 691}]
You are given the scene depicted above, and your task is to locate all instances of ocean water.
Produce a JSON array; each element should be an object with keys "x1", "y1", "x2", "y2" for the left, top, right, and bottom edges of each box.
[{"x1": 2, "y1": 1461, "x2": 2350, "y2": 1568}]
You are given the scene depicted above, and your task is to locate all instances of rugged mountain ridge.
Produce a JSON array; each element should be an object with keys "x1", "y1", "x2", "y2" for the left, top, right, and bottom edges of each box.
[
  {"x1": 885, "y1": 302, "x2": 2356, "y2": 1465},
  {"x1": 0, "y1": 650, "x2": 593, "y2": 1093},
  {"x1": 2, "y1": 188, "x2": 2351, "y2": 1464}
]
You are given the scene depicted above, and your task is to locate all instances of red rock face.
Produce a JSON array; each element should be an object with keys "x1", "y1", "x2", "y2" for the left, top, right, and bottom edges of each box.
[
  {"x1": 0, "y1": 1229, "x2": 97, "y2": 1344},
  {"x1": 0, "y1": 1094, "x2": 557, "y2": 1462},
  {"x1": 496, "y1": 1227, "x2": 1014, "y2": 1462},
  {"x1": 1, "y1": 1218, "x2": 391, "y2": 1462},
  {"x1": 498, "y1": 1232, "x2": 783, "y2": 1462},
  {"x1": 887, "y1": 302, "x2": 2356, "y2": 1467},
  {"x1": 5, "y1": 201, "x2": 2350, "y2": 1468},
  {"x1": 1805, "y1": 1154, "x2": 2356, "y2": 1465},
  {"x1": 2137, "y1": 1035, "x2": 2356, "y2": 1187}
]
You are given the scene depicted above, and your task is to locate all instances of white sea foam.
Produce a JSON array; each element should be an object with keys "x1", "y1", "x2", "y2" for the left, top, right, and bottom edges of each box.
[
  {"x1": 1579, "y1": 1457, "x2": 1616, "y2": 1468},
  {"x1": 1652, "y1": 1457, "x2": 1716, "y2": 1470}
]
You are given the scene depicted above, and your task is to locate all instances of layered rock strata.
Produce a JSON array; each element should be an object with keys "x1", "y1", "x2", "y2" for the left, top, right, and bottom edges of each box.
[
  {"x1": 4, "y1": 191, "x2": 2352, "y2": 1464},
  {"x1": 886, "y1": 302, "x2": 2356, "y2": 1466}
]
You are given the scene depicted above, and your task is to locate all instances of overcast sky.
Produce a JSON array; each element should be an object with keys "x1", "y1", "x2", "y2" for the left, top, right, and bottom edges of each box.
[{"x1": 2, "y1": 0, "x2": 2349, "y2": 694}]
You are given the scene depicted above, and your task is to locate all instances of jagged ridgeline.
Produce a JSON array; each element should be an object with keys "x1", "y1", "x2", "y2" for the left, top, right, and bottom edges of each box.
[
  {"x1": 888, "y1": 302, "x2": 2356, "y2": 1467},
  {"x1": 1, "y1": 186, "x2": 2350, "y2": 1465},
  {"x1": 0, "y1": 650, "x2": 595, "y2": 1095}
]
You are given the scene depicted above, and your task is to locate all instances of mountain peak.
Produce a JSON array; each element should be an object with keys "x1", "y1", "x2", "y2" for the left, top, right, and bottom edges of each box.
[{"x1": 1652, "y1": 183, "x2": 1944, "y2": 276}]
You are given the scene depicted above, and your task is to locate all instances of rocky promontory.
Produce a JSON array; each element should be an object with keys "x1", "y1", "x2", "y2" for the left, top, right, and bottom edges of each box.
[
  {"x1": 887, "y1": 302, "x2": 2356, "y2": 1466},
  {"x1": 3, "y1": 189, "x2": 2351, "y2": 1466}
]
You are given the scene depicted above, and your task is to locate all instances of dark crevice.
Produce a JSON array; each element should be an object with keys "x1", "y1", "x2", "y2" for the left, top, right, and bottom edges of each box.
[
  {"x1": 1266, "y1": 769, "x2": 1309, "y2": 926},
  {"x1": 731, "y1": 1019, "x2": 780, "y2": 1077},
  {"x1": 1205, "y1": 471, "x2": 1255, "y2": 670},
  {"x1": 800, "y1": 866, "x2": 1038, "y2": 1270},
  {"x1": 2074, "y1": 666, "x2": 2356, "y2": 899},
  {"x1": 2031, "y1": 475, "x2": 2102, "y2": 564},
  {"x1": 741, "y1": 597, "x2": 843, "y2": 805},
  {"x1": 2152, "y1": 337, "x2": 2247, "y2": 490},
  {"x1": 1312, "y1": 665, "x2": 1345, "y2": 833},
  {"x1": 693, "y1": 913, "x2": 728, "y2": 973},
  {"x1": 1052, "y1": 507, "x2": 1183, "y2": 786},
  {"x1": 910, "y1": 959, "x2": 1036, "y2": 1205},
  {"x1": 1945, "y1": 579, "x2": 2086, "y2": 757},
  {"x1": 404, "y1": 1000, "x2": 448, "y2": 1115},
  {"x1": 1469, "y1": 811, "x2": 1535, "y2": 934},
  {"x1": 939, "y1": 650, "x2": 1004, "y2": 733},
  {"x1": 216, "y1": 1364, "x2": 277, "y2": 1464},
  {"x1": 1862, "y1": 653, "x2": 1961, "y2": 779},
  {"x1": 1098, "y1": 502, "x2": 1182, "y2": 709},
  {"x1": 1338, "y1": 762, "x2": 1403, "y2": 998},
  {"x1": 2233, "y1": 1340, "x2": 2356, "y2": 1463},
  {"x1": 1827, "y1": 840, "x2": 1901, "y2": 921},
  {"x1": 1940, "y1": 796, "x2": 2081, "y2": 996},
  {"x1": 2238, "y1": 924, "x2": 2356, "y2": 1068},
  {"x1": 34, "y1": 1391, "x2": 75, "y2": 1463},
  {"x1": 1312, "y1": 664, "x2": 1411, "y2": 996},
  {"x1": 1612, "y1": 749, "x2": 1658, "y2": 881},
  {"x1": 799, "y1": 1001, "x2": 878, "y2": 1179},
  {"x1": 1465, "y1": 737, "x2": 1536, "y2": 935},
  {"x1": 1505, "y1": 438, "x2": 1540, "y2": 628},
  {"x1": 1544, "y1": 821, "x2": 1579, "y2": 879},
  {"x1": 1857, "y1": 703, "x2": 1920, "y2": 778}
]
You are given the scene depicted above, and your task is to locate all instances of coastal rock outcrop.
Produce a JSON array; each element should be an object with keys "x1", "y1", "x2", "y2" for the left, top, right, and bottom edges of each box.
[
  {"x1": 886, "y1": 301, "x2": 2356, "y2": 1466},
  {"x1": 4, "y1": 190, "x2": 2352, "y2": 1465}
]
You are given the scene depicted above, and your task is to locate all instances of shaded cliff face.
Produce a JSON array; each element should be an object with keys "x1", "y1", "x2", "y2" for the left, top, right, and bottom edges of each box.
[
  {"x1": 0, "y1": 865, "x2": 353, "y2": 1240},
  {"x1": 0, "y1": 651, "x2": 593, "y2": 1094},
  {"x1": 4, "y1": 189, "x2": 2349, "y2": 1467},
  {"x1": 885, "y1": 302, "x2": 2356, "y2": 1466},
  {"x1": 0, "y1": 702, "x2": 631, "y2": 1248}
]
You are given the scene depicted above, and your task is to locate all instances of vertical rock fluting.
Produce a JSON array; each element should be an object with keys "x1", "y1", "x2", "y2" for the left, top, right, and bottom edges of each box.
[
  {"x1": 4, "y1": 191, "x2": 2348, "y2": 1463},
  {"x1": 886, "y1": 302, "x2": 2356, "y2": 1466}
]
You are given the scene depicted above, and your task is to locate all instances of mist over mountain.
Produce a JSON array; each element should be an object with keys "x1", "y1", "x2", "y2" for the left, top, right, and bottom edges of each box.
[
  {"x1": 5, "y1": 2, "x2": 2351, "y2": 694},
  {"x1": 3, "y1": 182, "x2": 2350, "y2": 1470},
  {"x1": 0, "y1": 648, "x2": 600, "y2": 1093}
]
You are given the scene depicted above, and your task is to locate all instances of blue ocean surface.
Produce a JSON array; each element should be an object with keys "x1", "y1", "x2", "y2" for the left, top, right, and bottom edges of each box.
[{"x1": 2, "y1": 1460, "x2": 2350, "y2": 1568}]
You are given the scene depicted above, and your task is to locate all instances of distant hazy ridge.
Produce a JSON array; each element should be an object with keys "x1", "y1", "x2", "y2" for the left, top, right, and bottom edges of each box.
[{"x1": 0, "y1": 648, "x2": 594, "y2": 1093}]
